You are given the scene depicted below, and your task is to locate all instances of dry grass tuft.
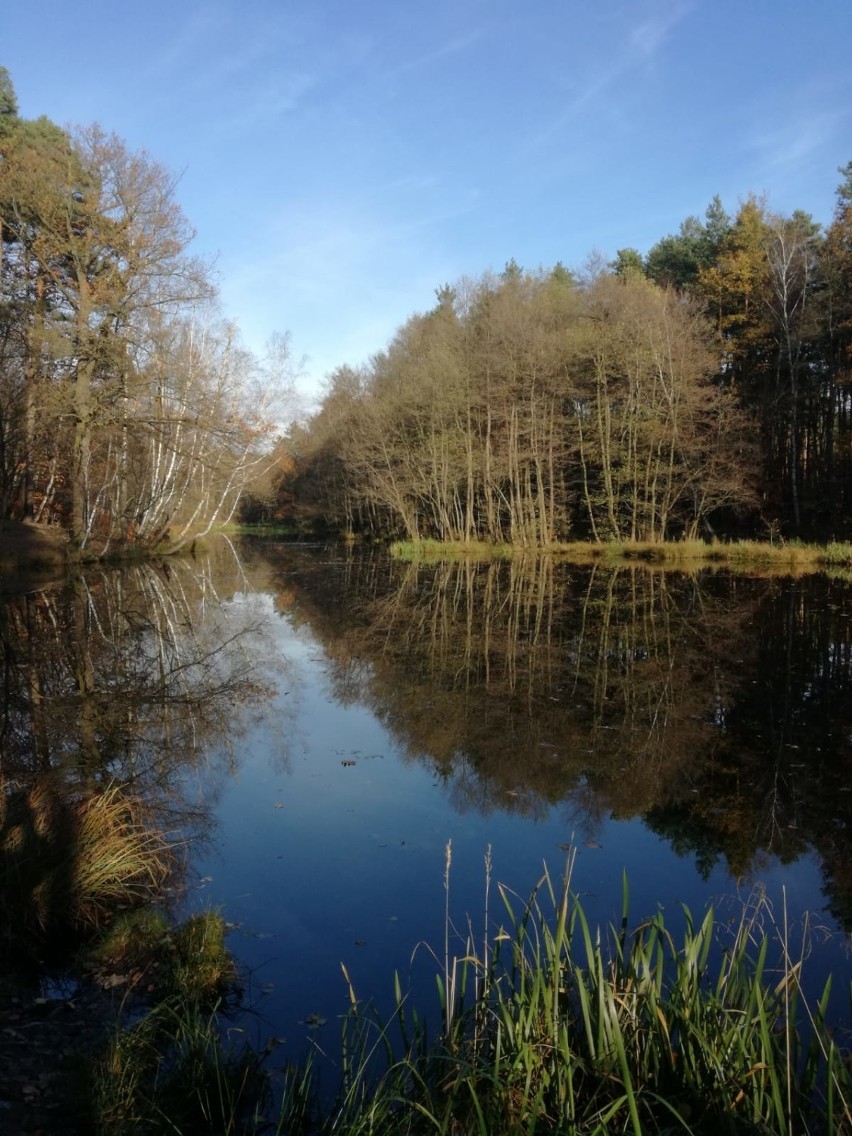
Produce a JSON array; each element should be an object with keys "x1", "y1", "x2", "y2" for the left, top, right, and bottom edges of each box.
[{"x1": 0, "y1": 779, "x2": 174, "y2": 957}]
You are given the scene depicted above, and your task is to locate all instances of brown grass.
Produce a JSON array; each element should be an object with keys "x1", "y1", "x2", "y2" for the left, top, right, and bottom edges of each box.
[
  {"x1": 0, "y1": 779, "x2": 174, "y2": 954},
  {"x1": 392, "y1": 536, "x2": 852, "y2": 576}
]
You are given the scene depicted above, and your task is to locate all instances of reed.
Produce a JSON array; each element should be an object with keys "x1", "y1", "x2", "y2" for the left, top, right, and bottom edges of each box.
[
  {"x1": 272, "y1": 862, "x2": 851, "y2": 1135},
  {"x1": 80, "y1": 864, "x2": 851, "y2": 1134}
]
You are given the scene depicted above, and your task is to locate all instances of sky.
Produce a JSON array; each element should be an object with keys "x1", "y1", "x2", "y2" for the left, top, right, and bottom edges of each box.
[{"x1": 3, "y1": 0, "x2": 851, "y2": 407}]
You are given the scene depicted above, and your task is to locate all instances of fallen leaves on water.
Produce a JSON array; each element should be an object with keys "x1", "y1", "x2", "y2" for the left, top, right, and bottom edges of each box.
[{"x1": 301, "y1": 1013, "x2": 327, "y2": 1028}]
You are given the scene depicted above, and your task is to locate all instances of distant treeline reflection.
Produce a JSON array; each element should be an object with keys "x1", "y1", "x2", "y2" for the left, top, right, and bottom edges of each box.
[
  {"x1": 269, "y1": 545, "x2": 852, "y2": 928},
  {"x1": 0, "y1": 545, "x2": 274, "y2": 825}
]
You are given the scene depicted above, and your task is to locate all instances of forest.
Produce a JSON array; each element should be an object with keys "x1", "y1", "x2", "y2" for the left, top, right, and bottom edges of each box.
[
  {"x1": 270, "y1": 167, "x2": 852, "y2": 545},
  {"x1": 0, "y1": 69, "x2": 290, "y2": 557},
  {"x1": 3, "y1": 59, "x2": 852, "y2": 556}
]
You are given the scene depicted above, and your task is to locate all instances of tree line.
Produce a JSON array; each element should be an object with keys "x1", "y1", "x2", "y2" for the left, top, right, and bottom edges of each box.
[
  {"x1": 0, "y1": 68, "x2": 290, "y2": 555},
  {"x1": 272, "y1": 167, "x2": 852, "y2": 543}
]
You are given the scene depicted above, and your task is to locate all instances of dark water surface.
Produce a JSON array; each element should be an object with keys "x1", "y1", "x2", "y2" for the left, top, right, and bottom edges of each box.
[{"x1": 3, "y1": 536, "x2": 851, "y2": 1058}]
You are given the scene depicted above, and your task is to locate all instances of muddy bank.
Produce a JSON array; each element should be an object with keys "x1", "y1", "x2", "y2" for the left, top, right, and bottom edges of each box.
[{"x1": 0, "y1": 521, "x2": 68, "y2": 586}]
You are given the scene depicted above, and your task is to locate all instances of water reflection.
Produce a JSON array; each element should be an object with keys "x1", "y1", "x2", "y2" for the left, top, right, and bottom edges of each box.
[
  {"x1": 258, "y1": 545, "x2": 852, "y2": 929},
  {"x1": 1, "y1": 541, "x2": 277, "y2": 830}
]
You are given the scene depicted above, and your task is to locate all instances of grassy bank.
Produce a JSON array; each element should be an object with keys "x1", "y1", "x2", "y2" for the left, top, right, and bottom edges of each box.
[
  {"x1": 3, "y1": 775, "x2": 848, "y2": 1131},
  {"x1": 392, "y1": 536, "x2": 852, "y2": 573},
  {"x1": 85, "y1": 862, "x2": 850, "y2": 1135}
]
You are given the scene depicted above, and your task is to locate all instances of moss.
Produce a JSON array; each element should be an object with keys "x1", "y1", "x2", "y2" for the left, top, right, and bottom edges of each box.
[
  {"x1": 167, "y1": 911, "x2": 235, "y2": 1003},
  {"x1": 85, "y1": 909, "x2": 234, "y2": 1005}
]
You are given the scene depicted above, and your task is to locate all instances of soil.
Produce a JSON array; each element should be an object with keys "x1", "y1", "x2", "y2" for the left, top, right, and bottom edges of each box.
[
  {"x1": 0, "y1": 521, "x2": 69, "y2": 589},
  {"x1": 0, "y1": 974, "x2": 124, "y2": 1135}
]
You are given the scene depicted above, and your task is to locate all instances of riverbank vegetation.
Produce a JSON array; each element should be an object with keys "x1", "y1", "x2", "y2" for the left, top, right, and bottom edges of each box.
[
  {"x1": 273, "y1": 164, "x2": 852, "y2": 550},
  {"x1": 391, "y1": 536, "x2": 852, "y2": 572},
  {"x1": 80, "y1": 864, "x2": 852, "y2": 1134},
  {"x1": 0, "y1": 69, "x2": 292, "y2": 560},
  {"x1": 0, "y1": 780, "x2": 173, "y2": 978},
  {"x1": 5, "y1": 793, "x2": 847, "y2": 1134},
  {"x1": 0, "y1": 548, "x2": 279, "y2": 1128},
  {"x1": 2, "y1": 768, "x2": 849, "y2": 1133}
]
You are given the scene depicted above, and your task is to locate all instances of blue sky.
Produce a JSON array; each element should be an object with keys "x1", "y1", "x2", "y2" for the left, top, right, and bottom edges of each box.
[{"x1": 3, "y1": 0, "x2": 851, "y2": 404}]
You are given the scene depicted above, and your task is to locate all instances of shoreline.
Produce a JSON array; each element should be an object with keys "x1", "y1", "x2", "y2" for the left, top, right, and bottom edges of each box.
[{"x1": 389, "y1": 535, "x2": 852, "y2": 572}]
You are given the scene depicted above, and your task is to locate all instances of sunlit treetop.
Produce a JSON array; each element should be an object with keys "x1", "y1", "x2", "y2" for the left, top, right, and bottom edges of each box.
[{"x1": 0, "y1": 67, "x2": 18, "y2": 118}]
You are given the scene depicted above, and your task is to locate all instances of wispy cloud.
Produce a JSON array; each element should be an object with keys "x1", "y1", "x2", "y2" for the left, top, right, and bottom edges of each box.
[
  {"x1": 522, "y1": 0, "x2": 694, "y2": 152},
  {"x1": 629, "y1": 3, "x2": 691, "y2": 60},
  {"x1": 736, "y1": 73, "x2": 852, "y2": 209},
  {"x1": 140, "y1": 8, "x2": 346, "y2": 133},
  {"x1": 750, "y1": 111, "x2": 846, "y2": 172},
  {"x1": 382, "y1": 28, "x2": 488, "y2": 81},
  {"x1": 218, "y1": 189, "x2": 463, "y2": 394}
]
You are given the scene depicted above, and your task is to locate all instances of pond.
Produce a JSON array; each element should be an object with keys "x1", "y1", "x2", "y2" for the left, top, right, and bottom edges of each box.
[{"x1": 2, "y1": 536, "x2": 851, "y2": 1069}]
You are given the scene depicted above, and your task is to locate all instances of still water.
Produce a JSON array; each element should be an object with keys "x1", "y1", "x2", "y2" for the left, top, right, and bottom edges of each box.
[{"x1": 3, "y1": 537, "x2": 851, "y2": 1055}]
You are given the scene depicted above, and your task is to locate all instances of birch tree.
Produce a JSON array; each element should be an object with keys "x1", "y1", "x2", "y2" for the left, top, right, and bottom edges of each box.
[{"x1": 1, "y1": 74, "x2": 287, "y2": 552}]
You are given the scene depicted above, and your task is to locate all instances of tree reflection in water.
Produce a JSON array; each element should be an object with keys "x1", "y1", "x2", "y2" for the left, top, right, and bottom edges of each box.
[
  {"x1": 263, "y1": 545, "x2": 852, "y2": 930},
  {"x1": 3, "y1": 538, "x2": 849, "y2": 952},
  {"x1": 0, "y1": 540, "x2": 282, "y2": 953}
]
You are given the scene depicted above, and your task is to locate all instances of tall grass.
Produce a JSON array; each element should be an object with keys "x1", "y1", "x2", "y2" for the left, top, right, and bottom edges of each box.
[
  {"x1": 84, "y1": 996, "x2": 267, "y2": 1136},
  {"x1": 391, "y1": 536, "x2": 852, "y2": 575},
  {"x1": 0, "y1": 779, "x2": 173, "y2": 959},
  {"x1": 391, "y1": 539, "x2": 516, "y2": 562},
  {"x1": 81, "y1": 910, "x2": 257, "y2": 1134},
  {"x1": 81, "y1": 861, "x2": 852, "y2": 1134},
  {"x1": 271, "y1": 861, "x2": 851, "y2": 1135}
]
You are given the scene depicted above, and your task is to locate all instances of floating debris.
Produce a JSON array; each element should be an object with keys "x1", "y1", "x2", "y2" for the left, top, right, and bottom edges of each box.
[{"x1": 301, "y1": 1013, "x2": 327, "y2": 1028}]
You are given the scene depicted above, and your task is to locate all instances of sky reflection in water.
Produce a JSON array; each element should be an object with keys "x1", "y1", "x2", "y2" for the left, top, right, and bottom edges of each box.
[{"x1": 183, "y1": 544, "x2": 852, "y2": 1051}]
